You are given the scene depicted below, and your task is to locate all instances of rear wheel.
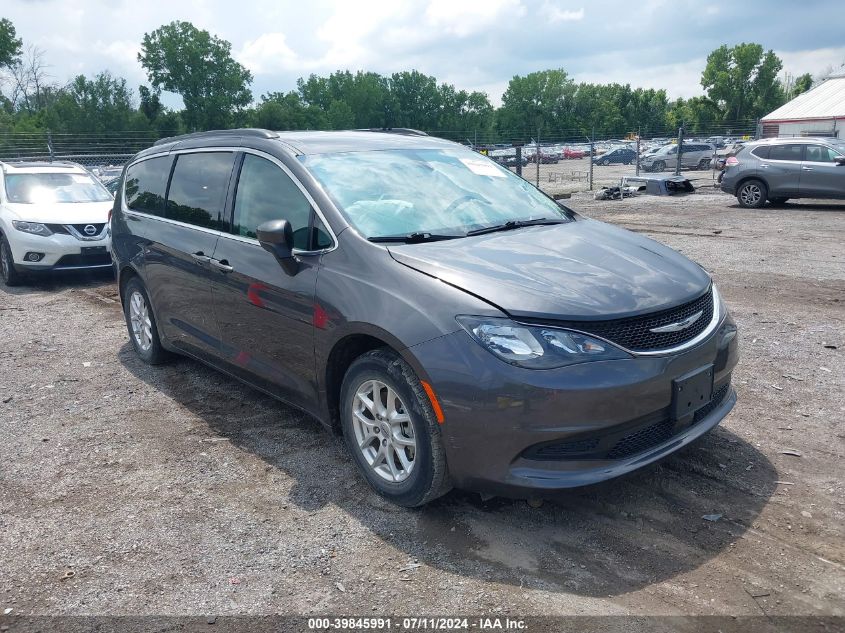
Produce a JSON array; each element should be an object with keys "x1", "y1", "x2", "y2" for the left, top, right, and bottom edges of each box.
[
  {"x1": 340, "y1": 349, "x2": 451, "y2": 507},
  {"x1": 737, "y1": 179, "x2": 768, "y2": 208},
  {"x1": 0, "y1": 236, "x2": 24, "y2": 287},
  {"x1": 600, "y1": 158, "x2": 609, "y2": 166},
  {"x1": 122, "y1": 277, "x2": 169, "y2": 364}
]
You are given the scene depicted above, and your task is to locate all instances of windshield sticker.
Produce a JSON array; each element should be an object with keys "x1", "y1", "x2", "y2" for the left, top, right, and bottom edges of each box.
[{"x1": 459, "y1": 158, "x2": 506, "y2": 178}]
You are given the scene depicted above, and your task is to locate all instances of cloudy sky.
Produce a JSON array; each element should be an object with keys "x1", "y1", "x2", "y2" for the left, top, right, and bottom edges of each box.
[{"x1": 4, "y1": 0, "x2": 845, "y2": 108}]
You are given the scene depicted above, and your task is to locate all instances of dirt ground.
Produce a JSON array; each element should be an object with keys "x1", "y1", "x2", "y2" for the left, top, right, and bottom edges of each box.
[{"x1": 0, "y1": 189, "x2": 843, "y2": 618}]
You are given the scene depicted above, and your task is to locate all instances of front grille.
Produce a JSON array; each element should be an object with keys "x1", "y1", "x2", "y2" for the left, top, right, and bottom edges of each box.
[
  {"x1": 54, "y1": 253, "x2": 112, "y2": 268},
  {"x1": 552, "y1": 287, "x2": 714, "y2": 352},
  {"x1": 69, "y1": 223, "x2": 106, "y2": 237},
  {"x1": 523, "y1": 379, "x2": 731, "y2": 462}
]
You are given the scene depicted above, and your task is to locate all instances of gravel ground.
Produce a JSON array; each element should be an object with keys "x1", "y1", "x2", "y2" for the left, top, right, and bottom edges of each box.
[{"x1": 0, "y1": 190, "x2": 843, "y2": 618}]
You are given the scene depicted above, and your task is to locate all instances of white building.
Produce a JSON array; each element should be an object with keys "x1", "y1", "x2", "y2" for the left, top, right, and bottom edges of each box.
[{"x1": 761, "y1": 72, "x2": 845, "y2": 138}]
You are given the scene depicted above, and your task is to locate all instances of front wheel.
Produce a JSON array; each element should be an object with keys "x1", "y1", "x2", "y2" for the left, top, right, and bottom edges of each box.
[
  {"x1": 0, "y1": 236, "x2": 24, "y2": 287},
  {"x1": 652, "y1": 160, "x2": 666, "y2": 172},
  {"x1": 340, "y1": 349, "x2": 451, "y2": 507},
  {"x1": 122, "y1": 277, "x2": 169, "y2": 364},
  {"x1": 737, "y1": 179, "x2": 768, "y2": 208}
]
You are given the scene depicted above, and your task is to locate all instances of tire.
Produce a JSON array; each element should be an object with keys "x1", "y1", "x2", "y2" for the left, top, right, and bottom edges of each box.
[
  {"x1": 653, "y1": 160, "x2": 666, "y2": 172},
  {"x1": 736, "y1": 179, "x2": 768, "y2": 209},
  {"x1": 122, "y1": 277, "x2": 169, "y2": 365},
  {"x1": 0, "y1": 236, "x2": 24, "y2": 287},
  {"x1": 600, "y1": 159, "x2": 609, "y2": 166},
  {"x1": 340, "y1": 349, "x2": 451, "y2": 507},
  {"x1": 698, "y1": 159, "x2": 710, "y2": 170},
  {"x1": 769, "y1": 197, "x2": 789, "y2": 206}
]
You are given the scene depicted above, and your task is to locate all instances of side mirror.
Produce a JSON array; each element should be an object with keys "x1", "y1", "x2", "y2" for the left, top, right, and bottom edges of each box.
[
  {"x1": 835, "y1": 156, "x2": 845, "y2": 166},
  {"x1": 256, "y1": 219, "x2": 299, "y2": 276}
]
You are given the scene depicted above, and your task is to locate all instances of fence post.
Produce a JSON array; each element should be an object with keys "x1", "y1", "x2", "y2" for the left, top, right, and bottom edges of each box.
[
  {"x1": 675, "y1": 125, "x2": 684, "y2": 176},
  {"x1": 588, "y1": 127, "x2": 594, "y2": 191},
  {"x1": 47, "y1": 129, "x2": 54, "y2": 163},
  {"x1": 635, "y1": 130, "x2": 641, "y2": 176},
  {"x1": 535, "y1": 129, "x2": 540, "y2": 188},
  {"x1": 514, "y1": 142, "x2": 523, "y2": 178}
]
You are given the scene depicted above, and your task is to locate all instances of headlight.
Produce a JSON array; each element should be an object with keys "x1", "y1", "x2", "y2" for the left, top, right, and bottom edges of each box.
[
  {"x1": 12, "y1": 221, "x2": 52, "y2": 237},
  {"x1": 457, "y1": 316, "x2": 631, "y2": 369}
]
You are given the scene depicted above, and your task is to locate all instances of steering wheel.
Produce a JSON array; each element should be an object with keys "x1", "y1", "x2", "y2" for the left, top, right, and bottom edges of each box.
[{"x1": 443, "y1": 194, "x2": 488, "y2": 216}]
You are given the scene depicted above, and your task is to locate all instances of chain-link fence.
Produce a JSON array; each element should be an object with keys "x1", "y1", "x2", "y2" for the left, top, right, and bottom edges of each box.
[{"x1": 1, "y1": 124, "x2": 760, "y2": 194}]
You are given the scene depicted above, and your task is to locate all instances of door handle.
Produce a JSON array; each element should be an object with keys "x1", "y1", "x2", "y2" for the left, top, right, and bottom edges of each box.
[
  {"x1": 191, "y1": 252, "x2": 211, "y2": 264},
  {"x1": 209, "y1": 258, "x2": 234, "y2": 273},
  {"x1": 760, "y1": 163, "x2": 769, "y2": 168},
  {"x1": 802, "y1": 166, "x2": 813, "y2": 171}
]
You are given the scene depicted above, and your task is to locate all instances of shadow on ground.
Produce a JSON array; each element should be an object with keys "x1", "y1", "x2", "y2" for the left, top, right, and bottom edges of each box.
[
  {"x1": 120, "y1": 346, "x2": 777, "y2": 598},
  {"x1": 0, "y1": 269, "x2": 114, "y2": 296}
]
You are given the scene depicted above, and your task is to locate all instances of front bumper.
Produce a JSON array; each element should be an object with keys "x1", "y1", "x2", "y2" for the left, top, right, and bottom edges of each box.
[
  {"x1": 8, "y1": 230, "x2": 112, "y2": 272},
  {"x1": 410, "y1": 314, "x2": 739, "y2": 497}
]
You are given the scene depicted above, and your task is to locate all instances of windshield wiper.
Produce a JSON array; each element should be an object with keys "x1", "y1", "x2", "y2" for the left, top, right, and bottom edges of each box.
[
  {"x1": 465, "y1": 217, "x2": 567, "y2": 237},
  {"x1": 368, "y1": 232, "x2": 464, "y2": 244}
]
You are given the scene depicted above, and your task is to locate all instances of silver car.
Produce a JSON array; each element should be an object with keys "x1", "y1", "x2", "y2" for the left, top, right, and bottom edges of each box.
[
  {"x1": 641, "y1": 143, "x2": 715, "y2": 172},
  {"x1": 720, "y1": 137, "x2": 845, "y2": 208}
]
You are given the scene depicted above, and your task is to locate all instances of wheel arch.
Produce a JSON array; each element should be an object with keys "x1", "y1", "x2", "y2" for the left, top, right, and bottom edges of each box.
[{"x1": 322, "y1": 327, "x2": 430, "y2": 433}]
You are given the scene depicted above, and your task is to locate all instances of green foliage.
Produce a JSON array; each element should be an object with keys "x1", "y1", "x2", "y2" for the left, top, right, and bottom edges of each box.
[
  {"x1": 701, "y1": 43, "x2": 785, "y2": 122},
  {"x1": 0, "y1": 17, "x2": 22, "y2": 68},
  {"x1": 138, "y1": 21, "x2": 253, "y2": 131},
  {"x1": 792, "y1": 73, "x2": 814, "y2": 96}
]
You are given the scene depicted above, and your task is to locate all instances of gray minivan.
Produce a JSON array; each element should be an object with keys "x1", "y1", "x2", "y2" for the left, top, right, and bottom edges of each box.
[
  {"x1": 111, "y1": 129, "x2": 738, "y2": 506},
  {"x1": 720, "y1": 137, "x2": 845, "y2": 207}
]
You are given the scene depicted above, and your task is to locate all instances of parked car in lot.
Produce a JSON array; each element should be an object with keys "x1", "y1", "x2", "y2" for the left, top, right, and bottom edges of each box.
[
  {"x1": 593, "y1": 147, "x2": 637, "y2": 165},
  {"x1": 112, "y1": 129, "x2": 738, "y2": 506},
  {"x1": 640, "y1": 143, "x2": 715, "y2": 172},
  {"x1": 563, "y1": 147, "x2": 586, "y2": 159},
  {"x1": 720, "y1": 137, "x2": 845, "y2": 208},
  {"x1": 0, "y1": 161, "x2": 114, "y2": 286}
]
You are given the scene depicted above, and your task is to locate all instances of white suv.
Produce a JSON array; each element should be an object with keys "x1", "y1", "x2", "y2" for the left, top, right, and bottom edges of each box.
[{"x1": 0, "y1": 161, "x2": 114, "y2": 286}]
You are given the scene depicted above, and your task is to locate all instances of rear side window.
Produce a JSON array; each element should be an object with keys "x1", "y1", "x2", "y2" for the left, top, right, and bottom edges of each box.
[
  {"x1": 768, "y1": 144, "x2": 802, "y2": 161},
  {"x1": 750, "y1": 146, "x2": 769, "y2": 159},
  {"x1": 166, "y1": 152, "x2": 234, "y2": 230},
  {"x1": 124, "y1": 156, "x2": 171, "y2": 216},
  {"x1": 232, "y1": 154, "x2": 313, "y2": 249}
]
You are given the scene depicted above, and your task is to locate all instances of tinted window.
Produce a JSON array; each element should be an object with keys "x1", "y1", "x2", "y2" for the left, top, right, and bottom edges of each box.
[
  {"x1": 166, "y1": 152, "x2": 234, "y2": 229},
  {"x1": 124, "y1": 156, "x2": 171, "y2": 216},
  {"x1": 312, "y1": 216, "x2": 333, "y2": 250},
  {"x1": 768, "y1": 144, "x2": 802, "y2": 161},
  {"x1": 232, "y1": 154, "x2": 312, "y2": 249},
  {"x1": 804, "y1": 145, "x2": 839, "y2": 162},
  {"x1": 750, "y1": 146, "x2": 770, "y2": 159}
]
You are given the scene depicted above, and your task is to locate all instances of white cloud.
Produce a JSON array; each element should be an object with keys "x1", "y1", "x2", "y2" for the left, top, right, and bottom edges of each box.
[
  {"x1": 777, "y1": 46, "x2": 845, "y2": 80},
  {"x1": 541, "y1": 4, "x2": 584, "y2": 23},
  {"x1": 238, "y1": 33, "x2": 298, "y2": 74},
  {"x1": 424, "y1": 0, "x2": 525, "y2": 37}
]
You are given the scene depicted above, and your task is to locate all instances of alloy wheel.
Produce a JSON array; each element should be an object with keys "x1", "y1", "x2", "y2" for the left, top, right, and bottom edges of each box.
[
  {"x1": 129, "y1": 290, "x2": 153, "y2": 351},
  {"x1": 740, "y1": 183, "x2": 762, "y2": 206},
  {"x1": 351, "y1": 379, "x2": 417, "y2": 483}
]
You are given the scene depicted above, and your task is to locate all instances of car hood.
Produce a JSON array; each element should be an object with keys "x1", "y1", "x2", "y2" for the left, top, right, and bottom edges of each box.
[
  {"x1": 4, "y1": 201, "x2": 113, "y2": 224},
  {"x1": 387, "y1": 217, "x2": 711, "y2": 320}
]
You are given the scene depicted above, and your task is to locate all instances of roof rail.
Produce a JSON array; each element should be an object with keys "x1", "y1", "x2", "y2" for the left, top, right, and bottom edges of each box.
[
  {"x1": 153, "y1": 128, "x2": 280, "y2": 147},
  {"x1": 355, "y1": 128, "x2": 429, "y2": 137}
]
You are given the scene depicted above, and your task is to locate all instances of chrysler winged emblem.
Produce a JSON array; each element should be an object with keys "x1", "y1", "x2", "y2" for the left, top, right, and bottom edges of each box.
[{"x1": 649, "y1": 310, "x2": 703, "y2": 333}]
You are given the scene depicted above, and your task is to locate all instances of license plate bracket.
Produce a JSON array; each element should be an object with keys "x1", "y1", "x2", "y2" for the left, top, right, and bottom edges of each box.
[
  {"x1": 81, "y1": 246, "x2": 107, "y2": 255},
  {"x1": 671, "y1": 365, "x2": 714, "y2": 421}
]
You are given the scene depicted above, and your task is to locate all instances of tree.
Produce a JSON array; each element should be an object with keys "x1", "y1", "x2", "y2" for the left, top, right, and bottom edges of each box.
[
  {"x1": 138, "y1": 21, "x2": 253, "y2": 131},
  {"x1": 792, "y1": 72, "x2": 814, "y2": 96},
  {"x1": 0, "y1": 17, "x2": 22, "y2": 68},
  {"x1": 7, "y1": 44, "x2": 53, "y2": 113},
  {"x1": 701, "y1": 43, "x2": 785, "y2": 123},
  {"x1": 497, "y1": 69, "x2": 575, "y2": 139}
]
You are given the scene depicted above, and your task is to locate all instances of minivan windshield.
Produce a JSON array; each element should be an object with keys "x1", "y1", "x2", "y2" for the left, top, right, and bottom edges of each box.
[
  {"x1": 4, "y1": 172, "x2": 112, "y2": 204},
  {"x1": 303, "y1": 148, "x2": 569, "y2": 239}
]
